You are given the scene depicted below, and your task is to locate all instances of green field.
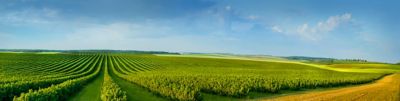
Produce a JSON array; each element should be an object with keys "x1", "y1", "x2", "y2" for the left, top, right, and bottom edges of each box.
[{"x1": 0, "y1": 52, "x2": 397, "y2": 101}]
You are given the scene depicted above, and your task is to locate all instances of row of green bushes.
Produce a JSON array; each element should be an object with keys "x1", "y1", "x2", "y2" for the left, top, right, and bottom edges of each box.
[
  {"x1": 0, "y1": 54, "x2": 98, "y2": 100},
  {"x1": 13, "y1": 55, "x2": 103, "y2": 101},
  {"x1": 101, "y1": 56, "x2": 127, "y2": 101},
  {"x1": 110, "y1": 54, "x2": 387, "y2": 101}
]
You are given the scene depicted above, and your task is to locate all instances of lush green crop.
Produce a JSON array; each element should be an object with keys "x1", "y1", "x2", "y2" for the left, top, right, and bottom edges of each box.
[
  {"x1": 0, "y1": 53, "x2": 98, "y2": 100},
  {"x1": 13, "y1": 54, "x2": 102, "y2": 100},
  {"x1": 0, "y1": 53, "x2": 88, "y2": 84},
  {"x1": 101, "y1": 55, "x2": 127, "y2": 101},
  {"x1": 0, "y1": 53, "x2": 391, "y2": 101},
  {"x1": 109, "y1": 54, "x2": 387, "y2": 100}
]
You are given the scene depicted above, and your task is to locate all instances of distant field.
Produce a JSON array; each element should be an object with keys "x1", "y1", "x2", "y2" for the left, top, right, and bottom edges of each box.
[
  {"x1": 329, "y1": 64, "x2": 400, "y2": 69},
  {"x1": 324, "y1": 64, "x2": 400, "y2": 73},
  {"x1": 157, "y1": 54, "x2": 400, "y2": 73},
  {"x1": 155, "y1": 53, "x2": 293, "y2": 63},
  {"x1": 35, "y1": 52, "x2": 61, "y2": 54},
  {"x1": 0, "y1": 51, "x2": 25, "y2": 53},
  {"x1": 0, "y1": 51, "x2": 61, "y2": 54},
  {"x1": 0, "y1": 52, "x2": 397, "y2": 101}
]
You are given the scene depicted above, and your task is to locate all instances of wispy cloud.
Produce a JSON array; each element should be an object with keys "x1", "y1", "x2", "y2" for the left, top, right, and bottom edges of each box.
[
  {"x1": 271, "y1": 26, "x2": 283, "y2": 33},
  {"x1": 64, "y1": 22, "x2": 174, "y2": 47},
  {"x1": 0, "y1": 8, "x2": 59, "y2": 25},
  {"x1": 272, "y1": 13, "x2": 352, "y2": 41},
  {"x1": 206, "y1": 5, "x2": 265, "y2": 34},
  {"x1": 55, "y1": 22, "x2": 227, "y2": 52},
  {"x1": 0, "y1": 0, "x2": 397, "y2": 63},
  {"x1": 247, "y1": 15, "x2": 259, "y2": 20}
]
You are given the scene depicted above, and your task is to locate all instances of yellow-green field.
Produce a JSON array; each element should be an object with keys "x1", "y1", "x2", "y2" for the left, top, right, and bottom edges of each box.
[{"x1": 0, "y1": 52, "x2": 398, "y2": 101}]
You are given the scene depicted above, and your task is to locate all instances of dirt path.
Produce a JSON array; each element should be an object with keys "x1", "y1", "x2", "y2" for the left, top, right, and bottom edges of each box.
[
  {"x1": 109, "y1": 72, "x2": 166, "y2": 101},
  {"x1": 68, "y1": 57, "x2": 105, "y2": 101},
  {"x1": 68, "y1": 70, "x2": 103, "y2": 101},
  {"x1": 108, "y1": 57, "x2": 166, "y2": 101},
  {"x1": 265, "y1": 74, "x2": 400, "y2": 101}
]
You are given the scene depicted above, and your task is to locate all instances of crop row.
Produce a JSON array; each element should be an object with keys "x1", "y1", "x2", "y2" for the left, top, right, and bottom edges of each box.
[
  {"x1": 101, "y1": 55, "x2": 127, "y2": 101},
  {"x1": 110, "y1": 55, "x2": 387, "y2": 101},
  {"x1": 0, "y1": 54, "x2": 90, "y2": 84},
  {"x1": 0, "y1": 53, "x2": 99, "y2": 100},
  {"x1": 0, "y1": 53, "x2": 390, "y2": 101},
  {"x1": 108, "y1": 55, "x2": 199, "y2": 100},
  {"x1": 13, "y1": 54, "x2": 103, "y2": 101}
]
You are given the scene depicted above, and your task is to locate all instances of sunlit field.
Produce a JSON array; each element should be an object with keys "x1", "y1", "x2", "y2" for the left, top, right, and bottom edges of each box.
[
  {"x1": 1, "y1": 0, "x2": 399, "y2": 101},
  {"x1": 1, "y1": 52, "x2": 398, "y2": 101}
]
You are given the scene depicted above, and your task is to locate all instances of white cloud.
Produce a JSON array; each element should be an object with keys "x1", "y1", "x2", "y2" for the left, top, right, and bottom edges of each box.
[
  {"x1": 66, "y1": 23, "x2": 130, "y2": 43},
  {"x1": 296, "y1": 24, "x2": 319, "y2": 40},
  {"x1": 43, "y1": 22, "x2": 226, "y2": 52},
  {"x1": 247, "y1": 15, "x2": 258, "y2": 20},
  {"x1": 271, "y1": 26, "x2": 283, "y2": 33},
  {"x1": 64, "y1": 22, "x2": 174, "y2": 48},
  {"x1": 310, "y1": 13, "x2": 351, "y2": 32},
  {"x1": 0, "y1": 8, "x2": 59, "y2": 25},
  {"x1": 0, "y1": 7, "x2": 239, "y2": 51},
  {"x1": 272, "y1": 13, "x2": 352, "y2": 41},
  {"x1": 297, "y1": 13, "x2": 352, "y2": 40}
]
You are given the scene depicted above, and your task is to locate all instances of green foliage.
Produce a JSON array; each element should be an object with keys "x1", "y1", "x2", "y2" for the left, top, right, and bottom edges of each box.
[
  {"x1": 0, "y1": 53, "x2": 97, "y2": 100},
  {"x1": 0, "y1": 52, "x2": 391, "y2": 101},
  {"x1": 13, "y1": 55, "x2": 103, "y2": 101},
  {"x1": 284, "y1": 56, "x2": 374, "y2": 64},
  {"x1": 101, "y1": 56, "x2": 127, "y2": 101},
  {"x1": 0, "y1": 53, "x2": 129, "y2": 101},
  {"x1": 110, "y1": 54, "x2": 387, "y2": 100}
]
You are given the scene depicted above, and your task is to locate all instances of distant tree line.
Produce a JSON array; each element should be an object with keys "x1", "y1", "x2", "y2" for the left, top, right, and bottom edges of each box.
[
  {"x1": 0, "y1": 49, "x2": 180, "y2": 55},
  {"x1": 284, "y1": 56, "x2": 370, "y2": 64},
  {"x1": 341, "y1": 59, "x2": 368, "y2": 62}
]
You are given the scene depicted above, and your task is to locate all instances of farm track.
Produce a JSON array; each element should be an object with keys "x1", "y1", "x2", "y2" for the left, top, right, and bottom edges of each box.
[
  {"x1": 266, "y1": 73, "x2": 400, "y2": 101},
  {"x1": 65, "y1": 54, "x2": 163, "y2": 101},
  {"x1": 68, "y1": 55, "x2": 105, "y2": 101},
  {"x1": 68, "y1": 67, "x2": 103, "y2": 101},
  {"x1": 109, "y1": 66, "x2": 166, "y2": 101},
  {"x1": 109, "y1": 55, "x2": 166, "y2": 101}
]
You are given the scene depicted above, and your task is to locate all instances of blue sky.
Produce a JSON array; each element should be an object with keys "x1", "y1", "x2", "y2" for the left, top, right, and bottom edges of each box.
[{"x1": 0, "y1": 0, "x2": 399, "y2": 63}]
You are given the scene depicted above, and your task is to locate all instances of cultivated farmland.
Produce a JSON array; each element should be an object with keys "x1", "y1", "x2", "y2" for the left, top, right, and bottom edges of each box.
[{"x1": 0, "y1": 52, "x2": 396, "y2": 101}]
